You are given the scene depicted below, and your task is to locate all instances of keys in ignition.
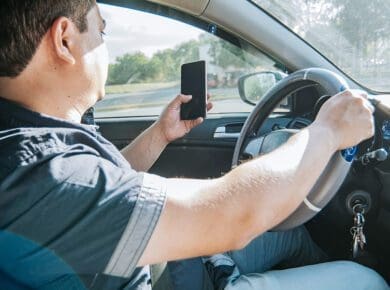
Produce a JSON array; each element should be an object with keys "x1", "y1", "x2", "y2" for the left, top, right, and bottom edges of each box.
[{"x1": 350, "y1": 204, "x2": 367, "y2": 259}]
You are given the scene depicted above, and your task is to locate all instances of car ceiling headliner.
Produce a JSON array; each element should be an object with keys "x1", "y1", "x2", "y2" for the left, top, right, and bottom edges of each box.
[{"x1": 145, "y1": 0, "x2": 210, "y2": 15}]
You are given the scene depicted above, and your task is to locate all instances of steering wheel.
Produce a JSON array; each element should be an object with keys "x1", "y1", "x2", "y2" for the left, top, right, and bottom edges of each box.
[{"x1": 232, "y1": 68, "x2": 357, "y2": 231}]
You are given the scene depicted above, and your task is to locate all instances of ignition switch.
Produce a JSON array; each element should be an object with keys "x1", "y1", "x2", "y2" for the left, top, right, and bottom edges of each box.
[{"x1": 345, "y1": 190, "x2": 372, "y2": 215}]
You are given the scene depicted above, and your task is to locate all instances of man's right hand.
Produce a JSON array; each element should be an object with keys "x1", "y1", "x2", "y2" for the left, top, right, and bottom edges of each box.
[{"x1": 314, "y1": 90, "x2": 375, "y2": 150}]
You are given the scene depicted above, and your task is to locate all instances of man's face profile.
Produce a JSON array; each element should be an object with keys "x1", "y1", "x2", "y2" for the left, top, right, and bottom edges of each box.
[{"x1": 75, "y1": 5, "x2": 109, "y2": 103}]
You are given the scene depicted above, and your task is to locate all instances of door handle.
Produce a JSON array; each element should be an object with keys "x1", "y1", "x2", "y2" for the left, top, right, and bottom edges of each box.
[{"x1": 213, "y1": 126, "x2": 240, "y2": 139}]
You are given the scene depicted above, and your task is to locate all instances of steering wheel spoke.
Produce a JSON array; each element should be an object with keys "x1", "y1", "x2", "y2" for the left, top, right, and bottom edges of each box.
[{"x1": 242, "y1": 136, "x2": 265, "y2": 159}]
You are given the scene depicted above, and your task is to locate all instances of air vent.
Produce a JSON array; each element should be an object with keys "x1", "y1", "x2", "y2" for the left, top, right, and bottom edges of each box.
[
  {"x1": 289, "y1": 118, "x2": 310, "y2": 130},
  {"x1": 292, "y1": 121, "x2": 307, "y2": 129}
]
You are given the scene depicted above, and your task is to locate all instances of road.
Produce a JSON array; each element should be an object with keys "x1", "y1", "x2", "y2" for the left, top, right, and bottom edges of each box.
[{"x1": 95, "y1": 85, "x2": 253, "y2": 117}]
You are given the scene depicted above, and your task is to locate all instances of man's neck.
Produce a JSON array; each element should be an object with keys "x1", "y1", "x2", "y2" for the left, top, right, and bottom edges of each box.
[{"x1": 0, "y1": 77, "x2": 86, "y2": 124}]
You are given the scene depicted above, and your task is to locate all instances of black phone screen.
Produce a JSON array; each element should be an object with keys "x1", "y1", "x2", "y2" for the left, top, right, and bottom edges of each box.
[{"x1": 180, "y1": 60, "x2": 206, "y2": 120}]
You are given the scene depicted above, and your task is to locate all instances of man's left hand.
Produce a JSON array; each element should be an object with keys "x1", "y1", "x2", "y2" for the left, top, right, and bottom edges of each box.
[{"x1": 156, "y1": 94, "x2": 213, "y2": 143}]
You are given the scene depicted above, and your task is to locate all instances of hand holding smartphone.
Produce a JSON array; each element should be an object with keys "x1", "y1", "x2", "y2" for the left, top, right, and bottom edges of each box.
[{"x1": 180, "y1": 60, "x2": 207, "y2": 120}]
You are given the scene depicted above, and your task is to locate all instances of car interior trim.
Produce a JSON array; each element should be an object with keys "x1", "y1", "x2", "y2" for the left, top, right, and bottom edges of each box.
[{"x1": 145, "y1": 0, "x2": 210, "y2": 15}]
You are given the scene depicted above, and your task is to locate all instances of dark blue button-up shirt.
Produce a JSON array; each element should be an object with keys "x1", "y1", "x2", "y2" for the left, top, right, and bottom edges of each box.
[{"x1": 0, "y1": 97, "x2": 167, "y2": 289}]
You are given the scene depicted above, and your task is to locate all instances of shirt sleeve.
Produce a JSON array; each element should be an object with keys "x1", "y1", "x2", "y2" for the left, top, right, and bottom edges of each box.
[
  {"x1": 103, "y1": 172, "x2": 167, "y2": 278},
  {"x1": 4, "y1": 151, "x2": 167, "y2": 282}
]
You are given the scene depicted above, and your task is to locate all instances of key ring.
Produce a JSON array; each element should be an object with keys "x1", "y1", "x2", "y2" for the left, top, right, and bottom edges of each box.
[{"x1": 352, "y1": 203, "x2": 367, "y2": 215}]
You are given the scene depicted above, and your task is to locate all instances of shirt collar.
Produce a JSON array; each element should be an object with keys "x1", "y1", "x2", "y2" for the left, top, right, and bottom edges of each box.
[{"x1": 0, "y1": 96, "x2": 99, "y2": 133}]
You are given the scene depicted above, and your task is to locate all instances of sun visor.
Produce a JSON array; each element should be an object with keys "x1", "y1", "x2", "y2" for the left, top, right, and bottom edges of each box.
[{"x1": 146, "y1": 0, "x2": 210, "y2": 15}]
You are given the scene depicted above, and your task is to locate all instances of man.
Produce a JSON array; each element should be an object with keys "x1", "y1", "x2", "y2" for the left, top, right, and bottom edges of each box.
[{"x1": 0, "y1": 0, "x2": 387, "y2": 289}]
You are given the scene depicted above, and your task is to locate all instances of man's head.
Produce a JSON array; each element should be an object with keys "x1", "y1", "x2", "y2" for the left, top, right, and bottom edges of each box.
[{"x1": 0, "y1": 0, "x2": 109, "y2": 121}]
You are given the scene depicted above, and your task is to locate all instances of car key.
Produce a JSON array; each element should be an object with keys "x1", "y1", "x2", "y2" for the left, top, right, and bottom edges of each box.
[{"x1": 350, "y1": 205, "x2": 367, "y2": 259}]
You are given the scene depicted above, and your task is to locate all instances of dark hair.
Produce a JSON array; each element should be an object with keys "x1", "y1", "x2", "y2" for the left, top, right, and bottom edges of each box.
[{"x1": 0, "y1": 0, "x2": 96, "y2": 77}]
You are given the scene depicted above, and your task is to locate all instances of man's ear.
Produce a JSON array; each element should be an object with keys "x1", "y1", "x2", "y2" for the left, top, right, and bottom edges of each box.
[{"x1": 50, "y1": 17, "x2": 77, "y2": 65}]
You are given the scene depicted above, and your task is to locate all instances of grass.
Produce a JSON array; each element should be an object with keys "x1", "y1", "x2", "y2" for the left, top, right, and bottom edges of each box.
[
  {"x1": 98, "y1": 81, "x2": 240, "y2": 112},
  {"x1": 105, "y1": 81, "x2": 179, "y2": 94},
  {"x1": 96, "y1": 93, "x2": 237, "y2": 112}
]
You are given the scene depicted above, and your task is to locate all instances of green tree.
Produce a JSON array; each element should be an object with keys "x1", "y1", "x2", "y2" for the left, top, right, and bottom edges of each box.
[
  {"x1": 329, "y1": 0, "x2": 390, "y2": 73},
  {"x1": 149, "y1": 40, "x2": 200, "y2": 82},
  {"x1": 330, "y1": 0, "x2": 390, "y2": 47},
  {"x1": 257, "y1": 0, "x2": 390, "y2": 74},
  {"x1": 107, "y1": 52, "x2": 149, "y2": 85},
  {"x1": 150, "y1": 49, "x2": 178, "y2": 81}
]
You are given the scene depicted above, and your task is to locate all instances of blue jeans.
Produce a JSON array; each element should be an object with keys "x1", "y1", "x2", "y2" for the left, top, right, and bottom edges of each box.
[{"x1": 168, "y1": 227, "x2": 389, "y2": 290}]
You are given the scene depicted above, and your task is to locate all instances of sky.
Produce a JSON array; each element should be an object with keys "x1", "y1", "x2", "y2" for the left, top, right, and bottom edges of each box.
[{"x1": 98, "y1": 3, "x2": 203, "y2": 63}]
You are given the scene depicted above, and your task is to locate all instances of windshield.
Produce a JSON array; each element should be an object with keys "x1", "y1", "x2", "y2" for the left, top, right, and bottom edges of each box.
[{"x1": 251, "y1": 0, "x2": 390, "y2": 92}]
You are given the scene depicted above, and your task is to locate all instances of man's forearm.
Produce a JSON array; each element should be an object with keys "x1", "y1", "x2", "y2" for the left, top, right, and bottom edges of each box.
[
  {"x1": 220, "y1": 123, "x2": 336, "y2": 238},
  {"x1": 193, "y1": 124, "x2": 336, "y2": 248},
  {"x1": 141, "y1": 123, "x2": 338, "y2": 265},
  {"x1": 121, "y1": 122, "x2": 168, "y2": 172}
]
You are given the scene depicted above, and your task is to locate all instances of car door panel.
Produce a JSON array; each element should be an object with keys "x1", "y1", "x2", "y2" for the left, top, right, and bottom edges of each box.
[
  {"x1": 97, "y1": 114, "x2": 295, "y2": 178},
  {"x1": 97, "y1": 115, "x2": 248, "y2": 178}
]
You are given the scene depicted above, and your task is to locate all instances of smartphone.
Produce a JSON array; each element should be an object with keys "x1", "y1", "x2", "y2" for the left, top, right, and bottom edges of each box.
[{"x1": 180, "y1": 60, "x2": 207, "y2": 120}]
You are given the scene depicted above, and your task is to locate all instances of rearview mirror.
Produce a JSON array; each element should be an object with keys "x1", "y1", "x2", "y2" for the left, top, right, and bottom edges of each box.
[{"x1": 238, "y1": 71, "x2": 286, "y2": 105}]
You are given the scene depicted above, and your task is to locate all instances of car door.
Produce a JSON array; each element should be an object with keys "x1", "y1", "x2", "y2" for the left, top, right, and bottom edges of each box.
[{"x1": 95, "y1": 1, "x2": 287, "y2": 179}]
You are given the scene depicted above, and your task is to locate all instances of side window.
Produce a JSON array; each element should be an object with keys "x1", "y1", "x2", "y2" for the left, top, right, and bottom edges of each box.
[{"x1": 96, "y1": 4, "x2": 285, "y2": 118}]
